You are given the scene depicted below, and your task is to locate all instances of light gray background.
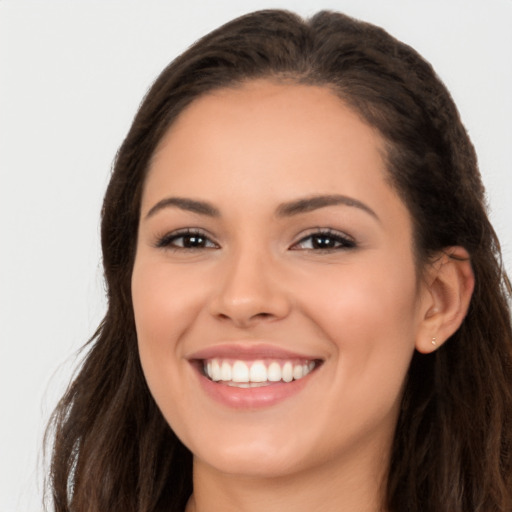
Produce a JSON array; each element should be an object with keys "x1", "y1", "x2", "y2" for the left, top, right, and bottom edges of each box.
[{"x1": 1, "y1": 1, "x2": 511, "y2": 510}]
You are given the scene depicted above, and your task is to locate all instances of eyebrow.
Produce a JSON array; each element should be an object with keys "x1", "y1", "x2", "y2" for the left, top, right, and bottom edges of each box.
[
  {"x1": 144, "y1": 194, "x2": 379, "y2": 221},
  {"x1": 145, "y1": 197, "x2": 220, "y2": 219},
  {"x1": 276, "y1": 194, "x2": 379, "y2": 221}
]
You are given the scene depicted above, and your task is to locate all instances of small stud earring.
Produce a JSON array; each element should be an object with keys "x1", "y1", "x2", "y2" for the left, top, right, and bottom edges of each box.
[{"x1": 431, "y1": 337, "x2": 437, "y2": 346}]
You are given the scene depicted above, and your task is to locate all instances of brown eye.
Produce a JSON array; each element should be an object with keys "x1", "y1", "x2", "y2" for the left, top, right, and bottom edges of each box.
[
  {"x1": 177, "y1": 234, "x2": 209, "y2": 248},
  {"x1": 156, "y1": 230, "x2": 218, "y2": 250},
  {"x1": 292, "y1": 230, "x2": 356, "y2": 251}
]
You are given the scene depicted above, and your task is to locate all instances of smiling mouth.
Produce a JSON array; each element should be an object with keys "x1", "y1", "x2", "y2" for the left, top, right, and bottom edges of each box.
[{"x1": 200, "y1": 358, "x2": 322, "y2": 388}]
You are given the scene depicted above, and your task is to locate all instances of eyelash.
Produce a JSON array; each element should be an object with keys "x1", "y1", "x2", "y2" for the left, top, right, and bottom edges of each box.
[
  {"x1": 155, "y1": 229, "x2": 218, "y2": 250},
  {"x1": 155, "y1": 228, "x2": 356, "y2": 252},
  {"x1": 291, "y1": 229, "x2": 356, "y2": 251}
]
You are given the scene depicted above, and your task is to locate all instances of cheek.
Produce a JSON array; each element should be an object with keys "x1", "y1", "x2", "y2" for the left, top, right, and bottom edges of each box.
[
  {"x1": 294, "y1": 262, "x2": 419, "y2": 445},
  {"x1": 131, "y1": 259, "x2": 208, "y2": 438},
  {"x1": 333, "y1": 274, "x2": 418, "y2": 338},
  {"x1": 131, "y1": 259, "x2": 206, "y2": 414},
  {"x1": 305, "y1": 248, "x2": 420, "y2": 340},
  {"x1": 299, "y1": 255, "x2": 420, "y2": 393},
  {"x1": 131, "y1": 260, "x2": 205, "y2": 352}
]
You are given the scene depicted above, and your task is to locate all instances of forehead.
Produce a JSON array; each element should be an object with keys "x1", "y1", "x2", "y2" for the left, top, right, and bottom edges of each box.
[
  {"x1": 156, "y1": 80, "x2": 383, "y2": 154},
  {"x1": 146, "y1": 80, "x2": 390, "y2": 200}
]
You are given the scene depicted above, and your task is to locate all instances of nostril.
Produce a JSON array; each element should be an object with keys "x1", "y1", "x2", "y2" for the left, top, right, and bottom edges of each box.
[
  {"x1": 215, "y1": 312, "x2": 276, "y2": 329},
  {"x1": 254, "y1": 312, "x2": 273, "y2": 319}
]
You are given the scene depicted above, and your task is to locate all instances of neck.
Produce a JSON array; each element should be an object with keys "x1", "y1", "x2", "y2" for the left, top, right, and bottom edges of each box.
[{"x1": 185, "y1": 444, "x2": 389, "y2": 512}]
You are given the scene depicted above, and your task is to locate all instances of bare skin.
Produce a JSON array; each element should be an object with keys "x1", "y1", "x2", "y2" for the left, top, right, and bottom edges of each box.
[{"x1": 132, "y1": 80, "x2": 474, "y2": 512}]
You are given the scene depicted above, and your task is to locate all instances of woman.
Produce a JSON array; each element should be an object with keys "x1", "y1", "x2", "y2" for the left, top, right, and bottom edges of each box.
[{"x1": 46, "y1": 9, "x2": 512, "y2": 512}]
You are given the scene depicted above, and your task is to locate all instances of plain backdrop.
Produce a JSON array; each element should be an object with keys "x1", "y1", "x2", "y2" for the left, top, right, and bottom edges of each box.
[{"x1": 1, "y1": 1, "x2": 511, "y2": 510}]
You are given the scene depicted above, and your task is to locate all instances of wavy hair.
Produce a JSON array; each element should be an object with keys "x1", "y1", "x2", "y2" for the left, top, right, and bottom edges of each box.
[{"x1": 46, "y1": 10, "x2": 512, "y2": 512}]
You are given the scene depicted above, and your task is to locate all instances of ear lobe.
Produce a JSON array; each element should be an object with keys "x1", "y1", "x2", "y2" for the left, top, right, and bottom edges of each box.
[{"x1": 415, "y1": 246, "x2": 475, "y2": 354}]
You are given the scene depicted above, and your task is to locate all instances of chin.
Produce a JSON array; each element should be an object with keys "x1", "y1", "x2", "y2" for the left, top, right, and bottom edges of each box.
[
  {"x1": 197, "y1": 447, "x2": 309, "y2": 479},
  {"x1": 184, "y1": 423, "x2": 327, "y2": 479}
]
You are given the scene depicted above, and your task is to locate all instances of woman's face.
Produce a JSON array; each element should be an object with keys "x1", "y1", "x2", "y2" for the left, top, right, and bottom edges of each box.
[{"x1": 132, "y1": 80, "x2": 432, "y2": 478}]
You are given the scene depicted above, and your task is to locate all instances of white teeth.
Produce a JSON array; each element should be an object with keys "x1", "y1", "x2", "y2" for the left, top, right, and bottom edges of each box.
[
  {"x1": 232, "y1": 361, "x2": 250, "y2": 383},
  {"x1": 249, "y1": 361, "x2": 267, "y2": 382},
  {"x1": 226, "y1": 381, "x2": 271, "y2": 388},
  {"x1": 220, "y1": 361, "x2": 232, "y2": 381},
  {"x1": 267, "y1": 362, "x2": 282, "y2": 382},
  {"x1": 203, "y1": 358, "x2": 317, "y2": 385},
  {"x1": 282, "y1": 362, "x2": 293, "y2": 383},
  {"x1": 211, "y1": 359, "x2": 221, "y2": 381}
]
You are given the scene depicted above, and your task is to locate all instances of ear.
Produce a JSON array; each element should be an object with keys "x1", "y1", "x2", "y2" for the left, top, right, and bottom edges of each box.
[{"x1": 415, "y1": 247, "x2": 475, "y2": 354}]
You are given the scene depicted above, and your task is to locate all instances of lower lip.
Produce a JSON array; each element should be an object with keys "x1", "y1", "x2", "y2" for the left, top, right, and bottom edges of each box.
[{"x1": 194, "y1": 367, "x2": 315, "y2": 409}]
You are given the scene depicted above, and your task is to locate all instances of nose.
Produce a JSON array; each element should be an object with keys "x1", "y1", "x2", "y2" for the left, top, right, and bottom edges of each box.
[{"x1": 209, "y1": 247, "x2": 291, "y2": 328}]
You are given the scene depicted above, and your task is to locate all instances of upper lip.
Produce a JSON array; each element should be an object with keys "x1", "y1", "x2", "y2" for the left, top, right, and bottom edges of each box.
[{"x1": 187, "y1": 343, "x2": 322, "y2": 361}]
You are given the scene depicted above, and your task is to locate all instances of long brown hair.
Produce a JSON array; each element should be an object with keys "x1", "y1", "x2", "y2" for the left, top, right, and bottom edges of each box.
[{"x1": 45, "y1": 10, "x2": 512, "y2": 511}]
